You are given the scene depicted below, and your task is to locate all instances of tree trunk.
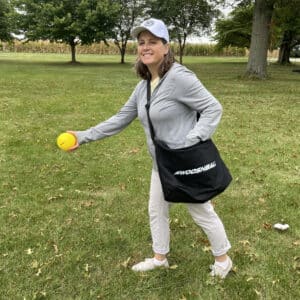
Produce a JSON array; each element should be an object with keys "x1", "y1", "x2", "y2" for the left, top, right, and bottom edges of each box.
[
  {"x1": 179, "y1": 43, "x2": 184, "y2": 64},
  {"x1": 114, "y1": 39, "x2": 127, "y2": 64},
  {"x1": 121, "y1": 49, "x2": 125, "y2": 64},
  {"x1": 245, "y1": 0, "x2": 275, "y2": 79},
  {"x1": 178, "y1": 33, "x2": 187, "y2": 64},
  {"x1": 120, "y1": 43, "x2": 127, "y2": 64},
  {"x1": 70, "y1": 39, "x2": 77, "y2": 63},
  {"x1": 277, "y1": 30, "x2": 292, "y2": 65}
]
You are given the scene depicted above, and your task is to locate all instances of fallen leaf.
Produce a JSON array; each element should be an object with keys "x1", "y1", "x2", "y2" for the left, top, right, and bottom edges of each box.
[
  {"x1": 48, "y1": 194, "x2": 63, "y2": 201},
  {"x1": 119, "y1": 184, "x2": 126, "y2": 191},
  {"x1": 198, "y1": 237, "x2": 210, "y2": 246},
  {"x1": 179, "y1": 222, "x2": 187, "y2": 228},
  {"x1": 9, "y1": 212, "x2": 17, "y2": 218},
  {"x1": 293, "y1": 240, "x2": 300, "y2": 246},
  {"x1": 53, "y1": 244, "x2": 59, "y2": 254},
  {"x1": 294, "y1": 256, "x2": 300, "y2": 261},
  {"x1": 293, "y1": 261, "x2": 300, "y2": 271},
  {"x1": 169, "y1": 264, "x2": 178, "y2": 270},
  {"x1": 129, "y1": 148, "x2": 139, "y2": 154},
  {"x1": 36, "y1": 268, "x2": 42, "y2": 276},
  {"x1": 84, "y1": 264, "x2": 90, "y2": 272},
  {"x1": 121, "y1": 257, "x2": 131, "y2": 268},
  {"x1": 232, "y1": 266, "x2": 238, "y2": 273},
  {"x1": 31, "y1": 260, "x2": 39, "y2": 269},
  {"x1": 263, "y1": 222, "x2": 272, "y2": 230},
  {"x1": 66, "y1": 218, "x2": 72, "y2": 225},
  {"x1": 239, "y1": 240, "x2": 250, "y2": 246},
  {"x1": 202, "y1": 246, "x2": 211, "y2": 252},
  {"x1": 254, "y1": 289, "x2": 261, "y2": 296},
  {"x1": 26, "y1": 248, "x2": 33, "y2": 255},
  {"x1": 35, "y1": 291, "x2": 46, "y2": 297},
  {"x1": 81, "y1": 201, "x2": 94, "y2": 208}
]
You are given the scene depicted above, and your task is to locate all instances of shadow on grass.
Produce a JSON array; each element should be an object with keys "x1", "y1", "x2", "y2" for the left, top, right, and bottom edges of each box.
[{"x1": 0, "y1": 58, "x2": 134, "y2": 68}]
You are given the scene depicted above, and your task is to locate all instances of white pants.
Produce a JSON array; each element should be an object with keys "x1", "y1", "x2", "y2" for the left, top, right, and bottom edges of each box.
[{"x1": 149, "y1": 169, "x2": 231, "y2": 257}]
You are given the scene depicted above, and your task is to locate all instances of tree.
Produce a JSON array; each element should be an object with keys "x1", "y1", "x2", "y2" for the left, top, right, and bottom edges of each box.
[
  {"x1": 215, "y1": 0, "x2": 300, "y2": 67},
  {"x1": 112, "y1": 0, "x2": 146, "y2": 64},
  {"x1": 273, "y1": 1, "x2": 300, "y2": 64},
  {"x1": 148, "y1": 0, "x2": 218, "y2": 64},
  {"x1": 0, "y1": 0, "x2": 12, "y2": 41},
  {"x1": 14, "y1": 0, "x2": 118, "y2": 63}
]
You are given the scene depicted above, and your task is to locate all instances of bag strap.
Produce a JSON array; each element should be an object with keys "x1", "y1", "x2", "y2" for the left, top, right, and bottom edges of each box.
[
  {"x1": 145, "y1": 79, "x2": 156, "y2": 142},
  {"x1": 145, "y1": 79, "x2": 200, "y2": 143}
]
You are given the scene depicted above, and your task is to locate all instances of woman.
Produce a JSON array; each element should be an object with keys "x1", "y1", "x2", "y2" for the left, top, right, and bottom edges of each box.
[{"x1": 69, "y1": 18, "x2": 232, "y2": 278}]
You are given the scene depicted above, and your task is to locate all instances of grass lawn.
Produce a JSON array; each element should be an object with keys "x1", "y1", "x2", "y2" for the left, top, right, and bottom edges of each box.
[{"x1": 0, "y1": 52, "x2": 299, "y2": 299}]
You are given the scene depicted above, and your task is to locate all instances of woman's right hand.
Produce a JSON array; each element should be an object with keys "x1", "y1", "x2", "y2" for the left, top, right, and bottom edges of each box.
[{"x1": 66, "y1": 131, "x2": 79, "y2": 151}]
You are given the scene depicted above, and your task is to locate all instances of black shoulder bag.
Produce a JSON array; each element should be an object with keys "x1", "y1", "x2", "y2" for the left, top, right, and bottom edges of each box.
[{"x1": 145, "y1": 79, "x2": 232, "y2": 203}]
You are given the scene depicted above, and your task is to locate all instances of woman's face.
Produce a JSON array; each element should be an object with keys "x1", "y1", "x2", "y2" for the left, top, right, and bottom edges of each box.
[{"x1": 137, "y1": 31, "x2": 169, "y2": 71}]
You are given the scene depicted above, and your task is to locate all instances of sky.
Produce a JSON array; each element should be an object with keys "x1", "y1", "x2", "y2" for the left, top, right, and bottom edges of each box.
[
  {"x1": 187, "y1": 6, "x2": 233, "y2": 44},
  {"x1": 11, "y1": 6, "x2": 233, "y2": 45}
]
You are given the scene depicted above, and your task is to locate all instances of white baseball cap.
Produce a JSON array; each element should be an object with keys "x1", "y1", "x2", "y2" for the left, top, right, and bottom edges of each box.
[{"x1": 131, "y1": 18, "x2": 169, "y2": 43}]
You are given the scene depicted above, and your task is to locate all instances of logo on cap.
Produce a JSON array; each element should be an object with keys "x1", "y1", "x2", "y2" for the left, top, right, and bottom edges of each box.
[{"x1": 144, "y1": 20, "x2": 154, "y2": 26}]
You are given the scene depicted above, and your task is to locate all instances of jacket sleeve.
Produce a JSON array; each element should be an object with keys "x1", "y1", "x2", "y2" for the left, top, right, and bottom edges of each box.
[
  {"x1": 175, "y1": 69, "x2": 222, "y2": 143},
  {"x1": 75, "y1": 89, "x2": 138, "y2": 145}
]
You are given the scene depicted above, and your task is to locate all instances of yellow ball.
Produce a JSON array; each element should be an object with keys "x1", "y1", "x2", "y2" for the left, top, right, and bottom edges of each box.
[{"x1": 56, "y1": 132, "x2": 76, "y2": 151}]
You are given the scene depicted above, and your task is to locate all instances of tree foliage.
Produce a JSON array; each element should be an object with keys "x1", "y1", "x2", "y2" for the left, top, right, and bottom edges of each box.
[
  {"x1": 148, "y1": 0, "x2": 219, "y2": 63},
  {"x1": 216, "y1": 0, "x2": 300, "y2": 76},
  {"x1": 215, "y1": 4, "x2": 253, "y2": 49},
  {"x1": 273, "y1": 0, "x2": 300, "y2": 64},
  {"x1": 0, "y1": 0, "x2": 13, "y2": 41},
  {"x1": 112, "y1": 0, "x2": 147, "y2": 64},
  {"x1": 14, "y1": 0, "x2": 118, "y2": 62}
]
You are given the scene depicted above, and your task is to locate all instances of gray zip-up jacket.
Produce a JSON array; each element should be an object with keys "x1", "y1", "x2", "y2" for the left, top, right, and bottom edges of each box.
[{"x1": 75, "y1": 62, "x2": 222, "y2": 168}]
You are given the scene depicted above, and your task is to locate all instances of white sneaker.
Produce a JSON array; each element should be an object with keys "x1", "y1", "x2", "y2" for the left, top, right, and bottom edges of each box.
[
  {"x1": 210, "y1": 257, "x2": 233, "y2": 278},
  {"x1": 132, "y1": 258, "x2": 169, "y2": 272}
]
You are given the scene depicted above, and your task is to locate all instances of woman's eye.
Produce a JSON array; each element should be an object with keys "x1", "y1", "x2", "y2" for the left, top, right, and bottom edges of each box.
[{"x1": 138, "y1": 40, "x2": 158, "y2": 46}]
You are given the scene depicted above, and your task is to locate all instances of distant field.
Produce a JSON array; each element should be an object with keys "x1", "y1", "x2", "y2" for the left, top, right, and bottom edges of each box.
[
  {"x1": 0, "y1": 40, "x2": 246, "y2": 57},
  {"x1": 0, "y1": 53, "x2": 299, "y2": 299}
]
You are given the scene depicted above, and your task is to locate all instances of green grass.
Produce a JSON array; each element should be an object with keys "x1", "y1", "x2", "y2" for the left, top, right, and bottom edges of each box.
[{"x1": 0, "y1": 52, "x2": 299, "y2": 299}]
